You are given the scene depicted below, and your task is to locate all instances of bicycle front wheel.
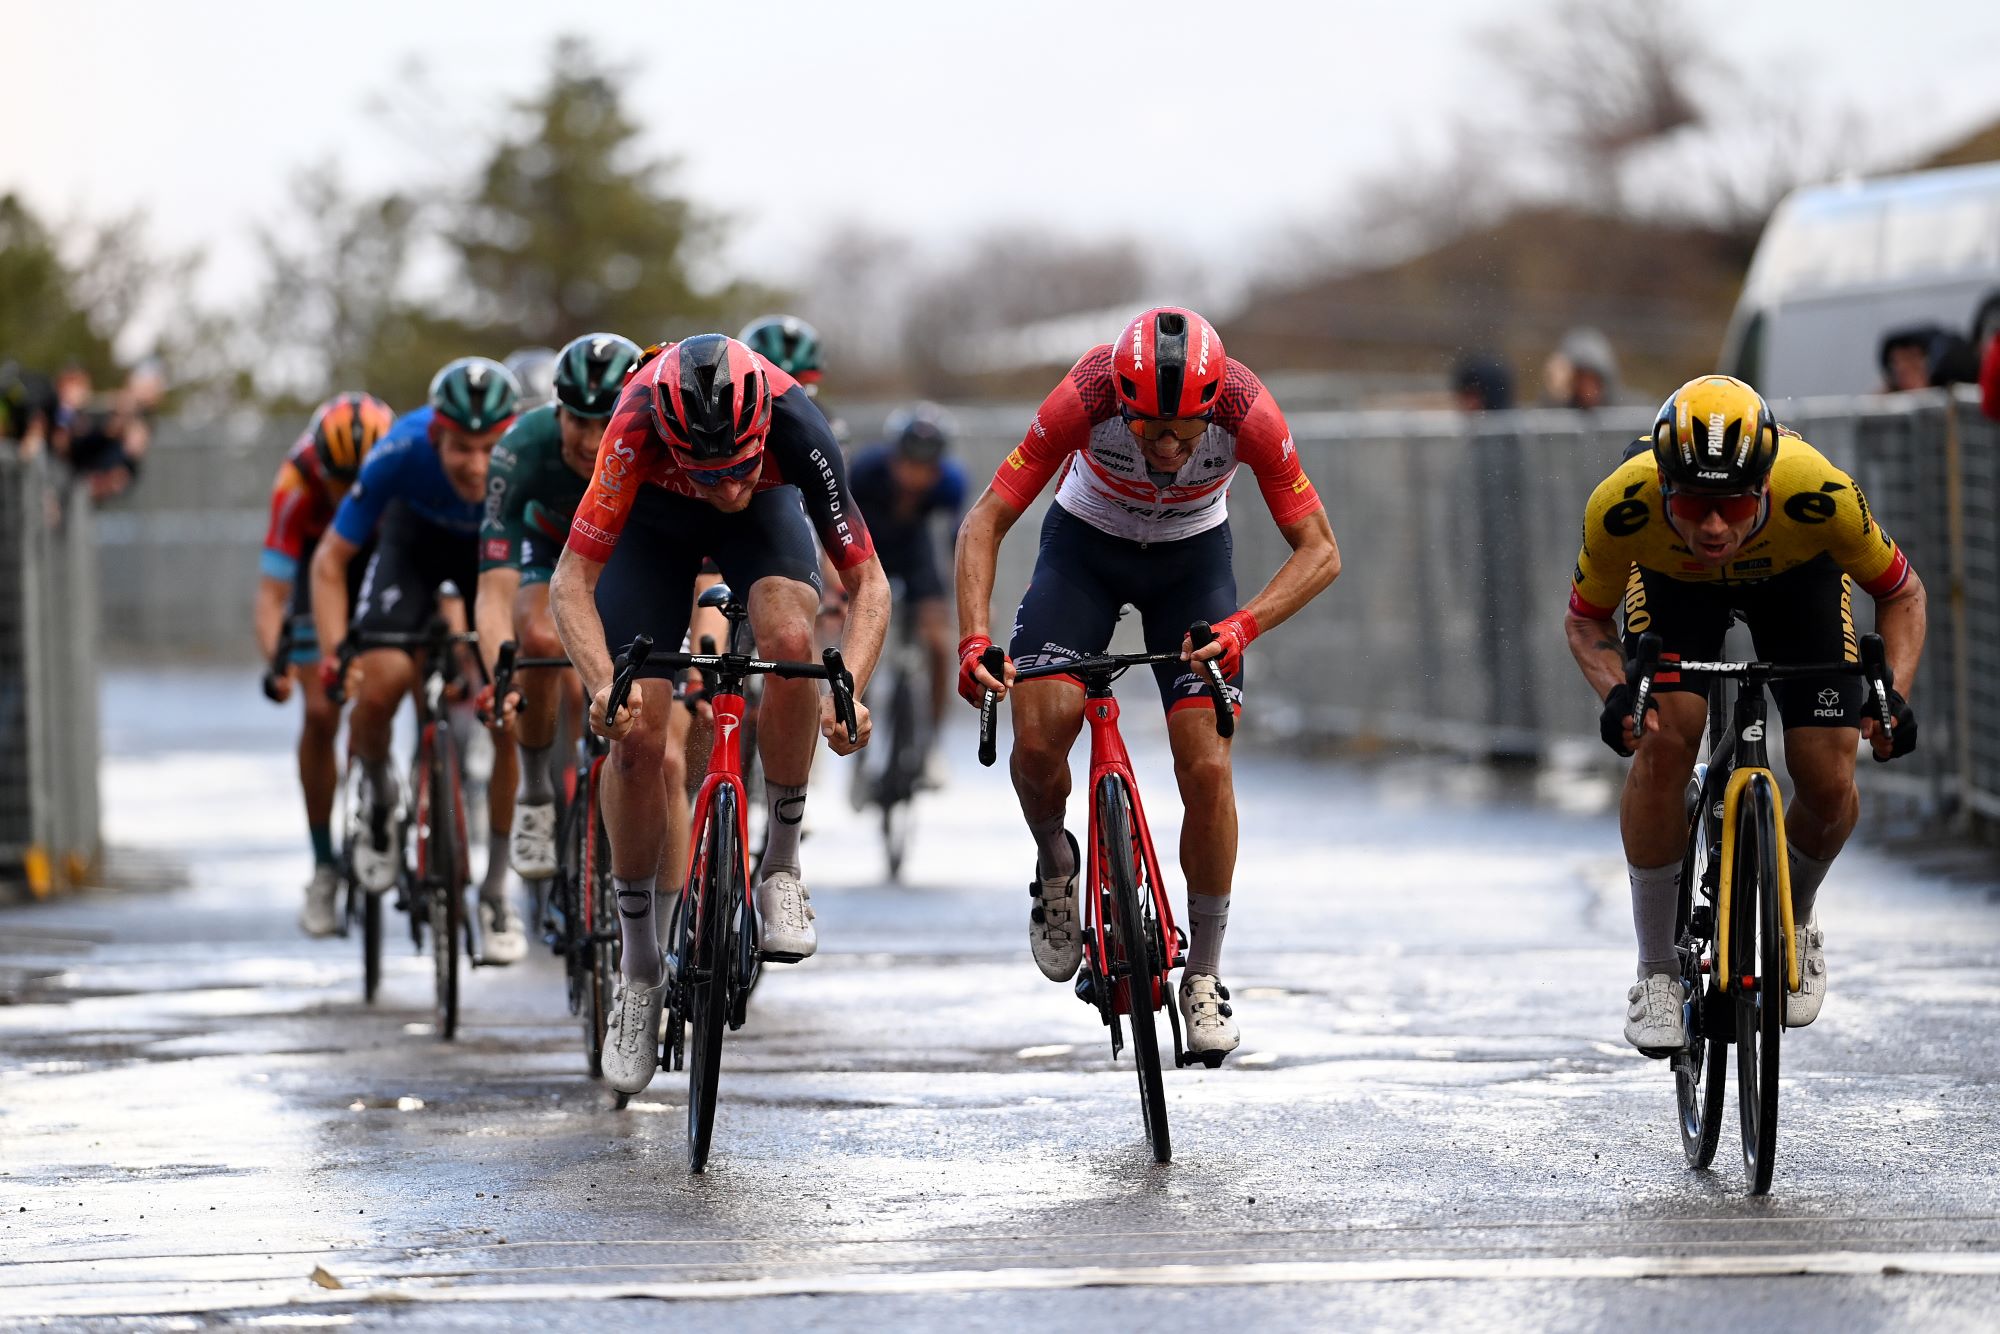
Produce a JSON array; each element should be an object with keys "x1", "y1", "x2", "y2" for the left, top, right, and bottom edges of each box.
[
  {"x1": 1733, "y1": 774, "x2": 1783, "y2": 1194},
  {"x1": 423, "y1": 721, "x2": 466, "y2": 1042},
  {"x1": 1673, "y1": 779, "x2": 1724, "y2": 1169},
  {"x1": 1098, "y1": 774, "x2": 1169, "y2": 1164},
  {"x1": 575, "y1": 762, "x2": 619, "y2": 1078},
  {"x1": 688, "y1": 784, "x2": 739, "y2": 1173}
]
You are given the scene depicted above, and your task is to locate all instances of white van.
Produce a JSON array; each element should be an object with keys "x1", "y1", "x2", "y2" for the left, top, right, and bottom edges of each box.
[{"x1": 1720, "y1": 161, "x2": 2000, "y2": 400}]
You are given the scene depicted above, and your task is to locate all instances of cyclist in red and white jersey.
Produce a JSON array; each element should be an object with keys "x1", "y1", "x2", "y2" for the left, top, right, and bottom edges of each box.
[{"x1": 956, "y1": 307, "x2": 1342, "y2": 1058}]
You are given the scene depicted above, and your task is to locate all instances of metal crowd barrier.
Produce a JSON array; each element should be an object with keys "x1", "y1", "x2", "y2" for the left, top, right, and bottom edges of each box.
[
  {"x1": 954, "y1": 389, "x2": 1995, "y2": 830},
  {"x1": 1, "y1": 454, "x2": 100, "y2": 896}
]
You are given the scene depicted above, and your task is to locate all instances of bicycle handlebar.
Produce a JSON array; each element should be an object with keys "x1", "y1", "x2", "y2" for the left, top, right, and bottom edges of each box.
[
  {"x1": 1625, "y1": 630, "x2": 1899, "y2": 763},
  {"x1": 327, "y1": 623, "x2": 481, "y2": 707},
  {"x1": 975, "y1": 622, "x2": 1234, "y2": 768},
  {"x1": 608, "y1": 635, "x2": 860, "y2": 745}
]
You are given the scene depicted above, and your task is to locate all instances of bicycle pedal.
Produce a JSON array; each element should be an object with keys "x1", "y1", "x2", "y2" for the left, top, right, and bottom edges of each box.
[{"x1": 1635, "y1": 1044, "x2": 1679, "y2": 1061}]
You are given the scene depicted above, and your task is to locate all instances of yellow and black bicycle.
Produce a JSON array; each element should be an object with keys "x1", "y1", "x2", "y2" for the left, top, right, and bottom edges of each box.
[{"x1": 1626, "y1": 627, "x2": 1899, "y2": 1195}]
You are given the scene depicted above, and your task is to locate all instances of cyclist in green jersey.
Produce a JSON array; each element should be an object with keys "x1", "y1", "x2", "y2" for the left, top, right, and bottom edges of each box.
[{"x1": 476, "y1": 334, "x2": 654, "y2": 882}]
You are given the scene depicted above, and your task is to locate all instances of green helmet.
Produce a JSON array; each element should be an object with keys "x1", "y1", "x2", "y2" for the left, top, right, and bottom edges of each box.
[
  {"x1": 553, "y1": 332, "x2": 643, "y2": 418},
  {"x1": 738, "y1": 314, "x2": 823, "y2": 390},
  {"x1": 428, "y1": 356, "x2": 520, "y2": 433}
]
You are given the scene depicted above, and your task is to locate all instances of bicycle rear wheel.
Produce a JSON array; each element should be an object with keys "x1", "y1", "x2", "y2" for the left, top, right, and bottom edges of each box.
[
  {"x1": 360, "y1": 889, "x2": 383, "y2": 1004},
  {"x1": 1098, "y1": 774, "x2": 1169, "y2": 1164},
  {"x1": 688, "y1": 785, "x2": 739, "y2": 1173},
  {"x1": 1733, "y1": 775, "x2": 1783, "y2": 1194},
  {"x1": 1672, "y1": 790, "x2": 1725, "y2": 1169}
]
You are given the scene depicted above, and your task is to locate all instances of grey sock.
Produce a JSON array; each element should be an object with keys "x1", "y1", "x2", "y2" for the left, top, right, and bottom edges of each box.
[
  {"x1": 1628, "y1": 860, "x2": 1682, "y2": 978},
  {"x1": 481, "y1": 831, "x2": 510, "y2": 903},
  {"x1": 1029, "y1": 813, "x2": 1074, "y2": 879},
  {"x1": 615, "y1": 874, "x2": 663, "y2": 987},
  {"x1": 1185, "y1": 892, "x2": 1231, "y2": 977},
  {"x1": 757, "y1": 783, "x2": 808, "y2": 881},
  {"x1": 518, "y1": 740, "x2": 556, "y2": 805},
  {"x1": 1788, "y1": 845, "x2": 1835, "y2": 923}
]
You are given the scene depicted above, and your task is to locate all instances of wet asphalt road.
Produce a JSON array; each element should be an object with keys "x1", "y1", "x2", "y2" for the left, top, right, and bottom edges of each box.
[{"x1": 5, "y1": 667, "x2": 2000, "y2": 1329}]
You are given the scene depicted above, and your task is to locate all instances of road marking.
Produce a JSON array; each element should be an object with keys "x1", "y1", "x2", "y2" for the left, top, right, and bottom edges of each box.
[{"x1": 12, "y1": 1251, "x2": 2000, "y2": 1317}]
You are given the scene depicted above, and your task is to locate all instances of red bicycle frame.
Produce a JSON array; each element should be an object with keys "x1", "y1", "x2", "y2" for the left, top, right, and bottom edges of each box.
[
  {"x1": 683, "y1": 687, "x2": 755, "y2": 939},
  {"x1": 1081, "y1": 691, "x2": 1183, "y2": 1014}
]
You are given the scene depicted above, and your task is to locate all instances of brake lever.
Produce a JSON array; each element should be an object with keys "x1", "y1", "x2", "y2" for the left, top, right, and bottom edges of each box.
[
  {"x1": 1188, "y1": 621, "x2": 1236, "y2": 740},
  {"x1": 606, "y1": 634, "x2": 653, "y2": 722},
  {"x1": 1859, "y1": 632, "x2": 1895, "y2": 763},
  {"x1": 1628, "y1": 631, "x2": 1662, "y2": 746},
  {"x1": 822, "y1": 647, "x2": 859, "y2": 744},
  {"x1": 978, "y1": 645, "x2": 1006, "y2": 767}
]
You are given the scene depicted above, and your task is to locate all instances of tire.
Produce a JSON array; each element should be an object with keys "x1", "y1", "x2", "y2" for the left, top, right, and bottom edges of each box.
[
  {"x1": 687, "y1": 784, "x2": 738, "y2": 1173},
  {"x1": 1098, "y1": 774, "x2": 1170, "y2": 1164},
  {"x1": 580, "y1": 761, "x2": 618, "y2": 1080},
  {"x1": 1673, "y1": 789, "x2": 1725, "y2": 1169},
  {"x1": 879, "y1": 653, "x2": 924, "y2": 882},
  {"x1": 424, "y1": 721, "x2": 464, "y2": 1043},
  {"x1": 361, "y1": 887, "x2": 383, "y2": 1004},
  {"x1": 1733, "y1": 775, "x2": 1783, "y2": 1195}
]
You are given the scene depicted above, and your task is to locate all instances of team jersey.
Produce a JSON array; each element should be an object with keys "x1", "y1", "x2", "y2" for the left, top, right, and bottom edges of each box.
[
  {"x1": 1567, "y1": 433, "x2": 1912, "y2": 621},
  {"x1": 991, "y1": 346, "x2": 1322, "y2": 542},
  {"x1": 479, "y1": 404, "x2": 589, "y2": 574},
  {"x1": 846, "y1": 443, "x2": 968, "y2": 545},
  {"x1": 332, "y1": 406, "x2": 485, "y2": 545},
  {"x1": 260, "y1": 432, "x2": 340, "y2": 584},
  {"x1": 566, "y1": 351, "x2": 876, "y2": 571}
]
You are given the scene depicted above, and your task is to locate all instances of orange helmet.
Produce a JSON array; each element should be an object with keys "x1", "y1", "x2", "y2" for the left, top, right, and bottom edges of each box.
[{"x1": 310, "y1": 392, "x2": 395, "y2": 481}]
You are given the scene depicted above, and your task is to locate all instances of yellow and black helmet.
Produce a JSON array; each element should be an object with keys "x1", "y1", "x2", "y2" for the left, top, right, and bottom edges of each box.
[
  {"x1": 1651, "y1": 374, "x2": 1779, "y2": 492},
  {"x1": 310, "y1": 391, "x2": 395, "y2": 482}
]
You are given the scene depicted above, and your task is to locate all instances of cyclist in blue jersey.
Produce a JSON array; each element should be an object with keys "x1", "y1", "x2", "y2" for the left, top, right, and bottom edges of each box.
[
  {"x1": 310, "y1": 357, "x2": 530, "y2": 963},
  {"x1": 846, "y1": 403, "x2": 965, "y2": 759}
]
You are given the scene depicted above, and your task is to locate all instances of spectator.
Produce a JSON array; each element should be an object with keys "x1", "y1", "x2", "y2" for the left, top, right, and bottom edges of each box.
[
  {"x1": 56, "y1": 359, "x2": 166, "y2": 501},
  {"x1": 1, "y1": 360, "x2": 54, "y2": 458},
  {"x1": 1969, "y1": 292, "x2": 2000, "y2": 421},
  {"x1": 1541, "y1": 327, "x2": 1621, "y2": 409},
  {"x1": 1879, "y1": 323, "x2": 1978, "y2": 393},
  {"x1": 1451, "y1": 353, "x2": 1514, "y2": 412}
]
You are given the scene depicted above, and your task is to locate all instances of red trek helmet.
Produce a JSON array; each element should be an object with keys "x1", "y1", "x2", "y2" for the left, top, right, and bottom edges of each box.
[
  {"x1": 1111, "y1": 307, "x2": 1225, "y2": 419},
  {"x1": 650, "y1": 333, "x2": 774, "y2": 466}
]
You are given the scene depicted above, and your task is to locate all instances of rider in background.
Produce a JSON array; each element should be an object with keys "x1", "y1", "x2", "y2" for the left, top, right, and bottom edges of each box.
[
  {"x1": 310, "y1": 357, "x2": 530, "y2": 964},
  {"x1": 255, "y1": 392, "x2": 395, "y2": 936},
  {"x1": 503, "y1": 347, "x2": 560, "y2": 411},
  {"x1": 846, "y1": 403, "x2": 966, "y2": 779},
  {"x1": 1564, "y1": 374, "x2": 1927, "y2": 1052},
  {"x1": 956, "y1": 308, "x2": 1342, "y2": 1060},
  {"x1": 475, "y1": 334, "x2": 646, "y2": 885}
]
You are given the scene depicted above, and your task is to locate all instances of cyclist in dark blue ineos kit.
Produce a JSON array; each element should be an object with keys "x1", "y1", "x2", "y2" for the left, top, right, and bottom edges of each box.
[
  {"x1": 311, "y1": 357, "x2": 530, "y2": 965},
  {"x1": 845, "y1": 404, "x2": 967, "y2": 774}
]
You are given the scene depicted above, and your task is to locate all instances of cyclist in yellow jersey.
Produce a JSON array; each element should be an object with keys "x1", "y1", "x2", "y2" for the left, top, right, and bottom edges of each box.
[{"x1": 1564, "y1": 375, "x2": 1927, "y2": 1051}]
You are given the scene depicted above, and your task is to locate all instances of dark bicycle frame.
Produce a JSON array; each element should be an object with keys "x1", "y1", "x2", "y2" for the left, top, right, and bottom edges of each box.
[
  {"x1": 331, "y1": 612, "x2": 487, "y2": 1039},
  {"x1": 1627, "y1": 626, "x2": 1896, "y2": 1194}
]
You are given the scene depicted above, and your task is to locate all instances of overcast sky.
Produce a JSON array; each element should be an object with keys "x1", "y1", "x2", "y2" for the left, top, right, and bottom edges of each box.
[{"x1": 8, "y1": 0, "x2": 1998, "y2": 307}]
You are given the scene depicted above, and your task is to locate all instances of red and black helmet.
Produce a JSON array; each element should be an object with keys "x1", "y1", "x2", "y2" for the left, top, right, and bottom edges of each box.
[
  {"x1": 649, "y1": 333, "x2": 774, "y2": 465},
  {"x1": 1111, "y1": 307, "x2": 1225, "y2": 419}
]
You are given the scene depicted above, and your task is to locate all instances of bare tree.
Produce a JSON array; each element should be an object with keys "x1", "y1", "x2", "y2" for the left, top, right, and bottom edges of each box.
[{"x1": 1485, "y1": 0, "x2": 1704, "y2": 211}]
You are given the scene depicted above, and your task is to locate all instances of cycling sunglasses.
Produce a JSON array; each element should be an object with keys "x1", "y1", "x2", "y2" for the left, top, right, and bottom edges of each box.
[
  {"x1": 1663, "y1": 485, "x2": 1763, "y2": 525},
  {"x1": 1120, "y1": 409, "x2": 1212, "y2": 443},
  {"x1": 683, "y1": 454, "x2": 762, "y2": 487}
]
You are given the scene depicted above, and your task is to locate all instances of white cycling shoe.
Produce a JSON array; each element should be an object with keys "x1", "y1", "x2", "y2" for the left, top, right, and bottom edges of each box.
[
  {"x1": 1785, "y1": 917, "x2": 1827, "y2": 1028},
  {"x1": 1624, "y1": 972, "x2": 1687, "y2": 1056},
  {"x1": 602, "y1": 977, "x2": 666, "y2": 1095},
  {"x1": 479, "y1": 898, "x2": 527, "y2": 966},
  {"x1": 1178, "y1": 973, "x2": 1241, "y2": 1061},
  {"x1": 510, "y1": 801, "x2": 558, "y2": 879},
  {"x1": 349, "y1": 809, "x2": 402, "y2": 894},
  {"x1": 1028, "y1": 832, "x2": 1083, "y2": 982},
  {"x1": 756, "y1": 872, "x2": 817, "y2": 962},
  {"x1": 299, "y1": 864, "x2": 341, "y2": 938}
]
